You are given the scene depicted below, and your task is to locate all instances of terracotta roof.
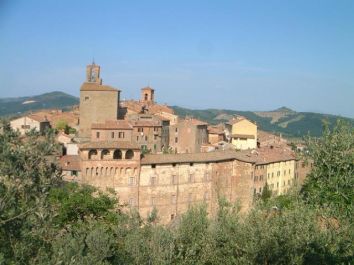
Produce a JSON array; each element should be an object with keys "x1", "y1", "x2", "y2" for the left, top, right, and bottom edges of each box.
[
  {"x1": 59, "y1": 155, "x2": 81, "y2": 171},
  {"x1": 208, "y1": 126, "x2": 224, "y2": 135},
  {"x1": 229, "y1": 117, "x2": 256, "y2": 126},
  {"x1": 120, "y1": 100, "x2": 174, "y2": 115},
  {"x1": 79, "y1": 141, "x2": 140, "y2": 150},
  {"x1": 141, "y1": 150, "x2": 256, "y2": 165},
  {"x1": 232, "y1": 134, "x2": 255, "y2": 139},
  {"x1": 91, "y1": 120, "x2": 133, "y2": 130},
  {"x1": 80, "y1": 82, "x2": 120, "y2": 92},
  {"x1": 254, "y1": 147, "x2": 295, "y2": 165},
  {"x1": 182, "y1": 118, "x2": 208, "y2": 126},
  {"x1": 27, "y1": 114, "x2": 49, "y2": 123}
]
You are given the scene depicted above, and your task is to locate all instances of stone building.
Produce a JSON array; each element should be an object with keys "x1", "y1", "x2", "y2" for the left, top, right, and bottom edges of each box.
[
  {"x1": 169, "y1": 118, "x2": 209, "y2": 154},
  {"x1": 91, "y1": 120, "x2": 133, "y2": 142},
  {"x1": 62, "y1": 149, "x2": 256, "y2": 224},
  {"x1": 127, "y1": 114, "x2": 165, "y2": 153},
  {"x1": 230, "y1": 117, "x2": 257, "y2": 150},
  {"x1": 58, "y1": 63, "x2": 311, "y2": 224},
  {"x1": 10, "y1": 114, "x2": 51, "y2": 135},
  {"x1": 208, "y1": 125, "x2": 226, "y2": 145},
  {"x1": 79, "y1": 63, "x2": 120, "y2": 139},
  {"x1": 79, "y1": 141, "x2": 141, "y2": 205}
]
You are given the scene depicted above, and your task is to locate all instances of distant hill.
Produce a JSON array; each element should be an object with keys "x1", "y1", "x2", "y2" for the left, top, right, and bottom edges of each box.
[
  {"x1": 0, "y1": 91, "x2": 79, "y2": 117},
  {"x1": 172, "y1": 106, "x2": 354, "y2": 138},
  {"x1": 1, "y1": 91, "x2": 352, "y2": 138}
]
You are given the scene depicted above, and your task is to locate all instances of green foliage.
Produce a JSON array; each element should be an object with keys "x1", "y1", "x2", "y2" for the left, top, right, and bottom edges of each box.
[
  {"x1": 1, "y1": 118, "x2": 353, "y2": 264},
  {"x1": 49, "y1": 183, "x2": 117, "y2": 227},
  {"x1": 301, "y1": 120, "x2": 354, "y2": 219},
  {"x1": 55, "y1": 119, "x2": 76, "y2": 134},
  {"x1": 260, "y1": 182, "x2": 272, "y2": 202}
]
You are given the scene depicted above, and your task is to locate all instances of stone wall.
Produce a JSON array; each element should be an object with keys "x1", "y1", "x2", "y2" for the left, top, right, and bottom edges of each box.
[{"x1": 79, "y1": 89, "x2": 119, "y2": 138}]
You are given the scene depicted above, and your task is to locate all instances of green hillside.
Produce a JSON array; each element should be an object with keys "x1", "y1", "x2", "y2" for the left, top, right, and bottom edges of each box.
[
  {"x1": 171, "y1": 106, "x2": 354, "y2": 137},
  {"x1": 1, "y1": 91, "x2": 352, "y2": 138},
  {"x1": 0, "y1": 91, "x2": 79, "y2": 117}
]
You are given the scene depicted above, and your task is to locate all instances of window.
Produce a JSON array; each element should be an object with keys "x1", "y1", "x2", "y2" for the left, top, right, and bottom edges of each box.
[
  {"x1": 259, "y1": 187, "x2": 262, "y2": 193},
  {"x1": 136, "y1": 136, "x2": 139, "y2": 141},
  {"x1": 129, "y1": 198, "x2": 135, "y2": 207},
  {"x1": 96, "y1": 132, "x2": 100, "y2": 138},
  {"x1": 151, "y1": 176, "x2": 157, "y2": 186},
  {"x1": 151, "y1": 164, "x2": 156, "y2": 169},
  {"x1": 21, "y1": 125, "x2": 30, "y2": 129},
  {"x1": 289, "y1": 169, "x2": 291, "y2": 174},
  {"x1": 277, "y1": 182, "x2": 279, "y2": 188},
  {"x1": 111, "y1": 132, "x2": 114, "y2": 138},
  {"x1": 138, "y1": 127, "x2": 143, "y2": 133},
  {"x1": 125, "y1": 149, "x2": 134, "y2": 159},
  {"x1": 172, "y1": 163, "x2": 176, "y2": 167},
  {"x1": 204, "y1": 172, "x2": 210, "y2": 181},
  {"x1": 175, "y1": 128, "x2": 178, "y2": 132},
  {"x1": 190, "y1": 163, "x2": 194, "y2": 167},
  {"x1": 145, "y1": 136, "x2": 148, "y2": 141},
  {"x1": 129, "y1": 176, "x2": 135, "y2": 186},
  {"x1": 151, "y1": 197, "x2": 156, "y2": 206},
  {"x1": 284, "y1": 170, "x2": 286, "y2": 176},
  {"x1": 175, "y1": 137, "x2": 178, "y2": 143},
  {"x1": 154, "y1": 135, "x2": 157, "y2": 140},
  {"x1": 101, "y1": 149, "x2": 109, "y2": 159},
  {"x1": 113, "y1": 149, "x2": 122, "y2": 159},
  {"x1": 188, "y1": 173, "x2": 194, "y2": 183},
  {"x1": 154, "y1": 127, "x2": 158, "y2": 132},
  {"x1": 84, "y1": 96, "x2": 89, "y2": 101},
  {"x1": 171, "y1": 174, "x2": 177, "y2": 184},
  {"x1": 272, "y1": 172, "x2": 274, "y2": 178},
  {"x1": 204, "y1": 192, "x2": 209, "y2": 201},
  {"x1": 171, "y1": 214, "x2": 175, "y2": 220},
  {"x1": 71, "y1": 170, "x2": 78, "y2": 176},
  {"x1": 277, "y1": 171, "x2": 280, "y2": 177},
  {"x1": 119, "y1": 132, "x2": 125, "y2": 138},
  {"x1": 88, "y1": 149, "x2": 98, "y2": 159},
  {"x1": 171, "y1": 195, "x2": 176, "y2": 204}
]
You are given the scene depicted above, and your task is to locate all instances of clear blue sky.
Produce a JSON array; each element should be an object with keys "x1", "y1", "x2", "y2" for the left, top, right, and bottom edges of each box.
[{"x1": 0, "y1": 0, "x2": 353, "y2": 117}]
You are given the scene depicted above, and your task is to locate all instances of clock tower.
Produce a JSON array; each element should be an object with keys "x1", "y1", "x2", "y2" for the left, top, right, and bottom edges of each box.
[{"x1": 86, "y1": 61, "x2": 102, "y2": 84}]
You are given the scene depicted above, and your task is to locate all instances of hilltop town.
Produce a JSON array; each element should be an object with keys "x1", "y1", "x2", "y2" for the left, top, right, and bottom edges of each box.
[{"x1": 9, "y1": 62, "x2": 311, "y2": 223}]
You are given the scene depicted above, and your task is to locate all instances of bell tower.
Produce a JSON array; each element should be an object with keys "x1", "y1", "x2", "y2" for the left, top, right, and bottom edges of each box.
[
  {"x1": 86, "y1": 61, "x2": 102, "y2": 84},
  {"x1": 140, "y1": 86, "x2": 155, "y2": 104}
]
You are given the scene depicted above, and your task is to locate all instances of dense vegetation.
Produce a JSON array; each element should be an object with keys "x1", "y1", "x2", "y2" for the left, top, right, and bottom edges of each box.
[{"x1": 0, "y1": 120, "x2": 353, "y2": 264}]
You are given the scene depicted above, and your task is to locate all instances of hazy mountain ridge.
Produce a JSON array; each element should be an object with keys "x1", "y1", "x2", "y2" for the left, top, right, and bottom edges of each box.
[
  {"x1": 171, "y1": 106, "x2": 354, "y2": 137},
  {"x1": 0, "y1": 91, "x2": 352, "y2": 137},
  {"x1": 0, "y1": 91, "x2": 79, "y2": 117}
]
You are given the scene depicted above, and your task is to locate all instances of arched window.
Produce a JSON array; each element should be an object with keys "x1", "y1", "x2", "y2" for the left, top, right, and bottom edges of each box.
[
  {"x1": 125, "y1": 149, "x2": 134, "y2": 159},
  {"x1": 113, "y1": 149, "x2": 122, "y2": 159},
  {"x1": 145, "y1": 93, "x2": 148, "y2": 101},
  {"x1": 101, "y1": 149, "x2": 110, "y2": 159},
  {"x1": 88, "y1": 149, "x2": 98, "y2": 159}
]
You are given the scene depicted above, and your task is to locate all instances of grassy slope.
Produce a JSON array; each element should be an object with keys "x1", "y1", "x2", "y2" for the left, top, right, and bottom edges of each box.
[
  {"x1": 0, "y1": 91, "x2": 79, "y2": 117},
  {"x1": 171, "y1": 106, "x2": 354, "y2": 137}
]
